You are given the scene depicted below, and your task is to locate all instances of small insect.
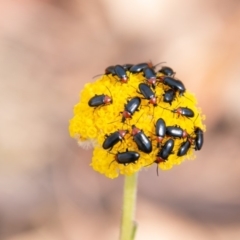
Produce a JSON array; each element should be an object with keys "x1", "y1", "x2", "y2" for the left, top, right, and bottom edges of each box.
[
  {"x1": 194, "y1": 127, "x2": 204, "y2": 150},
  {"x1": 131, "y1": 125, "x2": 152, "y2": 153},
  {"x1": 143, "y1": 67, "x2": 157, "y2": 88},
  {"x1": 154, "y1": 139, "x2": 174, "y2": 175},
  {"x1": 105, "y1": 65, "x2": 116, "y2": 75},
  {"x1": 155, "y1": 118, "x2": 166, "y2": 147},
  {"x1": 109, "y1": 150, "x2": 140, "y2": 167},
  {"x1": 158, "y1": 76, "x2": 186, "y2": 96},
  {"x1": 122, "y1": 64, "x2": 134, "y2": 71},
  {"x1": 114, "y1": 65, "x2": 128, "y2": 83},
  {"x1": 88, "y1": 86, "x2": 113, "y2": 108},
  {"x1": 166, "y1": 126, "x2": 188, "y2": 139},
  {"x1": 88, "y1": 94, "x2": 112, "y2": 108},
  {"x1": 162, "y1": 89, "x2": 176, "y2": 105},
  {"x1": 172, "y1": 107, "x2": 195, "y2": 118},
  {"x1": 177, "y1": 138, "x2": 193, "y2": 156},
  {"x1": 155, "y1": 139, "x2": 174, "y2": 163},
  {"x1": 121, "y1": 97, "x2": 141, "y2": 122},
  {"x1": 102, "y1": 65, "x2": 128, "y2": 83},
  {"x1": 158, "y1": 66, "x2": 175, "y2": 77},
  {"x1": 160, "y1": 104, "x2": 195, "y2": 119},
  {"x1": 103, "y1": 130, "x2": 129, "y2": 151},
  {"x1": 129, "y1": 61, "x2": 154, "y2": 73},
  {"x1": 138, "y1": 83, "x2": 157, "y2": 106}
]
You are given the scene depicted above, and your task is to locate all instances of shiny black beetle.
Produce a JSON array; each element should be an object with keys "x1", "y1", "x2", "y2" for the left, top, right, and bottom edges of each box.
[
  {"x1": 103, "y1": 130, "x2": 129, "y2": 151},
  {"x1": 194, "y1": 127, "x2": 204, "y2": 150},
  {"x1": 88, "y1": 94, "x2": 112, "y2": 108},
  {"x1": 158, "y1": 76, "x2": 185, "y2": 96},
  {"x1": 160, "y1": 105, "x2": 195, "y2": 119},
  {"x1": 163, "y1": 89, "x2": 176, "y2": 105},
  {"x1": 105, "y1": 65, "x2": 115, "y2": 75},
  {"x1": 143, "y1": 67, "x2": 157, "y2": 88},
  {"x1": 129, "y1": 62, "x2": 154, "y2": 73},
  {"x1": 138, "y1": 83, "x2": 157, "y2": 106},
  {"x1": 131, "y1": 125, "x2": 152, "y2": 153},
  {"x1": 121, "y1": 97, "x2": 141, "y2": 122},
  {"x1": 122, "y1": 64, "x2": 134, "y2": 71},
  {"x1": 155, "y1": 118, "x2": 166, "y2": 147},
  {"x1": 166, "y1": 126, "x2": 188, "y2": 139},
  {"x1": 114, "y1": 65, "x2": 128, "y2": 83},
  {"x1": 158, "y1": 66, "x2": 175, "y2": 77},
  {"x1": 109, "y1": 150, "x2": 140, "y2": 167},
  {"x1": 177, "y1": 139, "x2": 193, "y2": 156},
  {"x1": 172, "y1": 107, "x2": 195, "y2": 118},
  {"x1": 155, "y1": 139, "x2": 174, "y2": 163},
  {"x1": 154, "y1": 139, "x2": 174, "y2": 175}
]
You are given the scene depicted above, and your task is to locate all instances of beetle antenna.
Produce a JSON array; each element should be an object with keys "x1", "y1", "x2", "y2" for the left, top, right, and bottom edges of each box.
[
  {"x1": 158, "y1": 105, "x2": 171, "y2": 112},
  {"x1": 108, "y1": 159, "x2": 116, "y2": 168},
  {"x1": 153, "y1": 61, "x2": 166, "y2": 69},
  {"x1": 144, "y1": 161, "x2": 154, "y2": 168},
  {"x1": 108, "y1": 119, "x2": 120, "y2": 124},
  {"x1": 181, "y1": 94, "x2": 194, "y2": 103},
  {"x1": 107, "y1": 150, "x2": 115, "y2": 155},
  {"x1": 92, "y1": 73, "x2": 103, "y2": 79},
  {"x1": 133, "y1": 112, "x2": 145, "y2": 126},
  {"x1": 193, "y1": 113, "x2": 200, "y2": 125},
  {"x1": 105, "y1": 85, "x2": 113, "y2": 100}
]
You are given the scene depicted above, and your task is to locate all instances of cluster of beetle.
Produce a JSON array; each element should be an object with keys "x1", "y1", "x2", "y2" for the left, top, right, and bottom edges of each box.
[{"x1": 88, "y1": 62, "x2": 204, "y2": 173}]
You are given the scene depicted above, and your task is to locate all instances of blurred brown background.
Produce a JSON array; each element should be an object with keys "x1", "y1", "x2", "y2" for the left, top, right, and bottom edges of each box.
[{"x1": 1, "y1": 1, "x2": 240, "y2": 239}]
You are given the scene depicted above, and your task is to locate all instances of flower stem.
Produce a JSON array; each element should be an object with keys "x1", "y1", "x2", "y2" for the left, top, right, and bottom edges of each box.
[{"x1": 120, "y1": 173, "x2": 138, "y2": 240}]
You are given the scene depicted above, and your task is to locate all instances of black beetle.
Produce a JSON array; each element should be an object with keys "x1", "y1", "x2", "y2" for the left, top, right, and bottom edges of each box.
[
  {"x1": 114, "y1": 65, "x2": 128, "y2": 83},
  {"x1": 158, "y1": 76, "x2": 185, "y2": 96},
  {"x1": 138, "y1": 83, "x2": 157, "y2": 106},
  {"x1": 155, "y1": 138, "x2": 174, "y2": 163},
  {"x1": 109, "y1": 150, "x2": 140, "y2": 166},
  {"x1": 88, "y1": 86, "x2": 113, "y2": 108},
  {"x1": 166, "y1": 126, "x2": 188, "y2": 139},
  {"x1": 172, "y1": 107, "x2": 195, "y2": 118},
  {"x1": 154, "y1": 139, "x2": 174, "y2": 175},
  {"x1": 121, "y1": 97, "x2": 141, "y2": 122},
  {"x1": 105, "y1": 65, "x2": 116, "y2": 75},
  {"x1": 88, "y1": 94, "x2": 112, "y2": 108},
  {"x1": 194, "y1": 127, "x2": 204, "y2": 150},
  {"x1": 143, "y1": 67, "x2": 157, "y2": 88},
  {"x1": 159, "y1": 105, "x2": 195, "y2": 119},
  {"x1": 155, "y1": 118, "x2": 166, "y2": 147},
  {"x1": 129, "y1": 62, "x2": 154, "y2": 73},
  {"x1": 163, "y1": 89, "x2": 176, "y2": 105},
  {"x1": 122, "y1": 64, "x2": 134, "y2": 71},
  {"x1": 131, "y1": 125, "x2": 152, "y2": 153},
  {"x1": 158, "y1": 66, "x2": 175, "y2": 77},
  {"x1": 177, "y1": 139, "x2": 192, "y2": 156},
  {"x1": 103, "y1": 130, "x2": 129, "y2": 150}
]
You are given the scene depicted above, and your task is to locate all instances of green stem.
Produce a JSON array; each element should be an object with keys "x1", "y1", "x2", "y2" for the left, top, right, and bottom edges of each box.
[{"x1": 120, "y1": 173, "x2": 138, "y2": 240}]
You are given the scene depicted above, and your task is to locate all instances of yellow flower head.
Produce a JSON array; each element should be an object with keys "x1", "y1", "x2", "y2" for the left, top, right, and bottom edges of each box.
[{"x1": 69, "y1": 63, "x2": 206, "y2": 179}]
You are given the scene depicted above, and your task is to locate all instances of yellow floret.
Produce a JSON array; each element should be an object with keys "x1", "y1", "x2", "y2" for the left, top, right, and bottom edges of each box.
[{"x1": 69, "y1": 70, "x2": 206, "y2": 179}]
